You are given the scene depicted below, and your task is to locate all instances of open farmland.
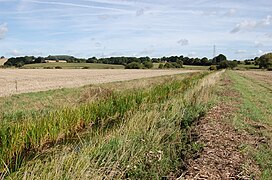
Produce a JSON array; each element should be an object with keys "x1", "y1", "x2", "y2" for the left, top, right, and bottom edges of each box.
[
  {"x1": 1, "y1": 70, "x2": 272, "y2": 179},
  {"x1": 0, "y1": 69, "x2": 200, "y2": 97},
  {"x1": 0, "y1": 58, "x2": 7, "y2": 66}
]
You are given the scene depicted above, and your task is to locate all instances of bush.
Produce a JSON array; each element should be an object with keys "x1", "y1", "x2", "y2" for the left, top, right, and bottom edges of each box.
[
  {"x1": 125, "y1": 62, "x2": 142, "y2": 69},
  {"x1": 209, "y1": 65, "x2": 217, "y2": 71},
  {"x1": 55, "y1": 66, "x2": 63, "y2": 69},
  {"x1": 82, "y1": 66, "x2": 90, "y2": 69},
  {"x1": 142, "y1": 61, "x2": 153, "y2": 69},
  {"x1": 259, "y1": 53, "x2": 272, "y2": 69},
  {"x1": 217, "y1": 60, "x2": 237, "y2": 69},
  {"x1": 158, "y1": 64, "x2": 164, "y2": 69},
  {"x1": 43, "y1": 67, "x2": 53, "y2": 69}
]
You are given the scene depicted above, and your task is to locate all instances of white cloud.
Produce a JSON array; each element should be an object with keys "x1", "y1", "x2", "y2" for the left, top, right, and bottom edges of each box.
[
  {"x1": 177, "y1": 39, "x2": 189, "y2": 46},
  {"x1": 223, "y1": 8, "x2": 237, "y2": 16},
  {"x1": 231, "y1": 15, "x2": 272, "y2": 33},
  {"x1": 235, "y1": 50, "x2": 247, "y2": 54},
  {"x1": 10, "y1": 50, "x2": 21, "y2": 56},
  {"x1": 188, "y1": 52, "x2": 197, "y2": 57},
  {"x1": 0, "y1": 23, "x2": 8, "y2": 39},
  {"x1": 136, "y1": 8, "x2": 145, "y2": 16},
  {"x1": 254, "y1": 41, "x2": 263, "y2": 48}
]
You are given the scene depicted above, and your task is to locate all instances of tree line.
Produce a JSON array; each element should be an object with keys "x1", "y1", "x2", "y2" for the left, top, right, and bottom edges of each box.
[
  {"x1": 3, "y1": 54, "x2": 231, "y2": 68},
  {"x1": 3, "y1": 52, "x2": 272, "y2": 70}
]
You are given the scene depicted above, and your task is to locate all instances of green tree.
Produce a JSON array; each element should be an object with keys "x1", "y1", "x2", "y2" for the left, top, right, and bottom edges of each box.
[
  {"x1": 143, "y1": 61, "x2": 153, "y2": 69},
  {"x1": 259, "y1": 53, "x2": 272, "y2": 69},
  {"x1": 212, "y1": 54, "x2": 227, "y2": 64},
  {"x1": 158, "y1": 64, "x2": 164, "y2": 69},
  {"x1": 125, "y1": 62, "x2": 142, "y2": 69}
]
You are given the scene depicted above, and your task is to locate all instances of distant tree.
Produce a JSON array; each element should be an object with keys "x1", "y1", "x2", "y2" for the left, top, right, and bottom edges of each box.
[
  {"x1": 209, "y1": 65, "x2": 217, "y2": 71},
  {"x1": 259, "y1": 53, "x2": 272, "y2": 69},
  {"x1": 142, "y1": 61, "x2": 153, "y2": 69},
  {"x1": 244, "y1": 60, "x2": 252, "y2": 65},
  {"x1": 1, "y1": 56, "x2": 4, "y2": 59},
  {"x1": 212, "y1": 54, "x2": 227, "y2": 64},
  {"x1": 217, "y1": 60, "x2": 237, "y2": 69},
  {"x1": 125, "y1": 62, "x2": 142, "y2": 69},
  {"x1": 164, "y1": 62, "x2": 174, "y2": 68},
  {"x1": 158, "y1": 64, "x2": 164, "y2": 69},
  {"x1": 87, "y1": 57, "x2": 97, "y2": 63}
]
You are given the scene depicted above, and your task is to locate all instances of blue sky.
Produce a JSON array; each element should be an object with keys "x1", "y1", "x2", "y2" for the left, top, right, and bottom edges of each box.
[{"x1": 0, "y1": 0, "x2": 271, "y2": 59}]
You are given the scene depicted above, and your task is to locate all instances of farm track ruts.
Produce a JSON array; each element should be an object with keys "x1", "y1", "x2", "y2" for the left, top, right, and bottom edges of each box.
[{"x1": 0, "y1": 69, "x2": 199, "y2": 97}]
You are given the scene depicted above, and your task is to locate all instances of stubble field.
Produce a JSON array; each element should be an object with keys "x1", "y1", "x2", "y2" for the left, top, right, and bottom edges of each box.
[{"x1": 0, "y1": 69, "x2": 199, "y2": 97}]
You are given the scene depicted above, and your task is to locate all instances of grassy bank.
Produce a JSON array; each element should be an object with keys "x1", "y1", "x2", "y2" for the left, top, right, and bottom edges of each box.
[
  {"x1": 218, "y1": 71, "x2": 272, "y2": 179},
  {"x1": 1, "y1": 71, "x2": 223, "y2": 179}
]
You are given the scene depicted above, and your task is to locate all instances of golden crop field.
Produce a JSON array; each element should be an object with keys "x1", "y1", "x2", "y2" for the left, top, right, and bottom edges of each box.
[{"x1": 0, "y1": 69, "x2": 199, "y2": 97}]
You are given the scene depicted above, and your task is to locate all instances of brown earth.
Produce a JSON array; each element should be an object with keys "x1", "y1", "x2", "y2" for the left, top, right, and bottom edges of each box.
[
  {"x1": 0, "y1": 69, "x2": 199, "y2": 97},
  {"x1": 180, "y1": 76, "x2": 260, "y2": 180}
]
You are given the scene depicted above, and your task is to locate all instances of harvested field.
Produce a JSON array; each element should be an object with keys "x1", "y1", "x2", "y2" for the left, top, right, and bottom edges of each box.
[
  {"x1": 236, "y1": 70, "x2": 272, "y2": 85},
  {"x1": 0, "y1": 69, "x2": 199, "y2": 97},
  {"x1": 0, "y1": 58, "x2": 7, "y2": 66}
]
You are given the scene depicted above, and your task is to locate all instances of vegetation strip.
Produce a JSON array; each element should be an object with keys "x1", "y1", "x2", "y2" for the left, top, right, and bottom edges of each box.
[
  {"x1": 4, "y1": 71, "x2": 223, "y2": 179},
  {"x1": 227, "y1": 71, "x2": 272, "y2": 179},
  {"x1": 1, "y1": 72, "x2": 214, "y2": 177}
]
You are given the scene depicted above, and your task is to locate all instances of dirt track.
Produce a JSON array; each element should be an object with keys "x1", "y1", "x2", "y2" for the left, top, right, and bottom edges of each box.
[{"x1": 0, "y1": 69, "x2": 199, "y2": 97}]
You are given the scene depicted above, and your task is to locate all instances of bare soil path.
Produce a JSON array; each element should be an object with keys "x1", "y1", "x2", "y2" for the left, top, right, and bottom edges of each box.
[
  {"x1": 0, "y1": 69, "x2": 199, "y2": 97},
  {"x1": 182, "y1": 74, "x2": 260, "y2": 180}
]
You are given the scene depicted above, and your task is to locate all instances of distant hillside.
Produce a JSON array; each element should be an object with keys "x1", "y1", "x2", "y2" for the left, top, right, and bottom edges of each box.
[{"x1": 0, "y1": 58, "x2": 7, "y2": 65}]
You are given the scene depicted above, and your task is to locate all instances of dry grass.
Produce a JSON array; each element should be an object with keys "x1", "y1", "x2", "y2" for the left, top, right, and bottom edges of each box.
[
  {"x1": 0, "y1": 58, "x2": 7, "y2": 66},
  {"x1": 236, "y1": 70, "x2": 272, "y2": 85},
  {"x1": 0, "y1": 69, "x2": 200, "y2": 97}
]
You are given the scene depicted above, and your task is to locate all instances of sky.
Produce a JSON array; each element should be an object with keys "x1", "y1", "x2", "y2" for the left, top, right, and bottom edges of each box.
[{"x1": 0, "y1": 0, "x2": 272, "y2": 59}]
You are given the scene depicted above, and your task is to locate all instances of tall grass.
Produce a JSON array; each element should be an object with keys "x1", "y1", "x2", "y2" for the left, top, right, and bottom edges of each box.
[{"x1": 0, "y1": 72, "x2": 211, "y2": 175}]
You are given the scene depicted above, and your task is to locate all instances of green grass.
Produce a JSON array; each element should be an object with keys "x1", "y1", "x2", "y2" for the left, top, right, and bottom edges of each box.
[
  {"x1": 235, "y1": 64, "x2": 259, "y2": 70},
  {"x1": 152, "y1": 63, "x2": 209, "y2": 70},
  {"x1": 183, "y1": 65, "x2": 210, "y2": 70},
  {"x1": 0, "y1": 71, "x2": 223, "y2": 179},
  {"x1": 22, "y1": 63, "x2": 125, "y2": 69},
  {"x1": 222, "y1": 71, "x2": 272, "y2": 179},
  {"x1": 0, "y1": 74, "x2": 189, "y2": 122}
]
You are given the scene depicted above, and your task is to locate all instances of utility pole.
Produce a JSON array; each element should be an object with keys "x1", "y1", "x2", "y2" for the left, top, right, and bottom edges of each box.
[{"x1": 213, "y1": 45, "x2": 216, "y2": 58}]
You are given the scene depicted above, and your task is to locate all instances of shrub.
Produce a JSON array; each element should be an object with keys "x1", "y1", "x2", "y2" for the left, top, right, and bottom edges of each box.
[
  {"x1": 82, "y1": 66, "x2": 90, "y2": 69},
  {"x1": 43, "y1": 67, "x2": 53, "y2": 69},
  {"x1": 209, "y1": 65, "x2": 217, "y2": 71},
  {"x1": 164, "y1": 62, "x2": 174, "y2": 69},
  {"x1": 125, "y1": 62, "x2": 142, "y2": 69},
  {"x1": 259, "y1": 53, "x2": 272, "y2": 69},
  {"x1": 158, "y1": 64, "x2": 164, "y2": 69},
  {"x1": 217, "y1": 60, "x2": 237, "y2": 69},
  {"x1": 142, "y1": 61, "x2": 153, "y2": 69},
  {"x1": 55, "y1": 66, "x2": 63, "y2": 69}
]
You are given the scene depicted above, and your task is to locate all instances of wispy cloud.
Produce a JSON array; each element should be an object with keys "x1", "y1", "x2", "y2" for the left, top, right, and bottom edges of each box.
[
  {"x1": 24, "y1": 0, "x2": 130, "y2": 12},
  {"x1": 235, "y1": 49, "x2": 247, "y2": 54},
  {"x1": 177, "y1": 39, "x2": 189, "y2": 46},
  {"x1": 0, "y1": 23, "x2": 8, "y2": 39},
  {"x1": 231, "y1": 15, "x2": 272, "y2": 33}
]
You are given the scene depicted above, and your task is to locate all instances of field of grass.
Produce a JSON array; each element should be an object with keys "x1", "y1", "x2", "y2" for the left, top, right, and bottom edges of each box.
[
  {"x1": 216, "y1": 70, "x2": 272, "y2": 179},
  {"x1": 235, "y1": 63, "x2": 259, "y2": 70},
  {"x1": 23, "y1": 63, "x2": 124, "y2": 69},
  {"x1": 1, "y1": 69, "x2": 271, "y2": 179},
  {"x1": 0, "y1": 71, "x2": 226, "y2": 179}
]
